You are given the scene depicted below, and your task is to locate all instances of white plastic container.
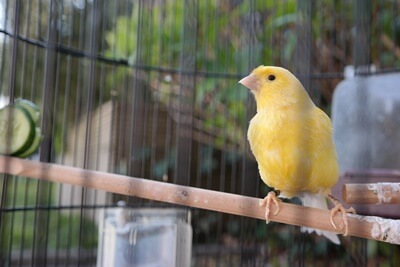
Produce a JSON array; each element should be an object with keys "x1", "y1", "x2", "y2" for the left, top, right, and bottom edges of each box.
[
  {"x1": 332, "y1": 71, "x2": 400, "y2": 172},
  {"x1": 97, "y1": 206, "x2": 192, "y2": 267}
]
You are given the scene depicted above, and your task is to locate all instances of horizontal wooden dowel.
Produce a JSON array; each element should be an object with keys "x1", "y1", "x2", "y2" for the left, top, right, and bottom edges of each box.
[
  {"x1": 343, "y1": 169, "x2": 400, "y2": 178},
  {"x1": 0, "y1": 156, "x2": 399, "y2": 245},
  {"x1": 343, "y1": 183, "x2": 400, "y2": 205}
]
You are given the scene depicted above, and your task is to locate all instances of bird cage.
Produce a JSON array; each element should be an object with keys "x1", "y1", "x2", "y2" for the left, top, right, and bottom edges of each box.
[{"x1": 0, "y1": 0, "x2": 399, "y2": 266}]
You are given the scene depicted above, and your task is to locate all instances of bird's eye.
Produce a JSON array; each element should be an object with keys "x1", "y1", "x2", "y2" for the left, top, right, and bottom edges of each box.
[{"x1": 267, "y1": 75, "x2": 275, "y2": 81}]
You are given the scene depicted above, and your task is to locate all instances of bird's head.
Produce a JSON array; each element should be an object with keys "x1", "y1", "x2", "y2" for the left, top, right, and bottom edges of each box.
[{"x1": 239, "y1": 65, "x2": 313, "y2": 112}]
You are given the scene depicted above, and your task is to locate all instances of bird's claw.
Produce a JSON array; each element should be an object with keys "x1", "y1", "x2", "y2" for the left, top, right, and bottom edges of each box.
[
  {"x1": 259, "y1": 191, "x2": 281, "y2": 223},
  {"x1": 328, "y1": 194, "x2": 356, "y2": 236}
]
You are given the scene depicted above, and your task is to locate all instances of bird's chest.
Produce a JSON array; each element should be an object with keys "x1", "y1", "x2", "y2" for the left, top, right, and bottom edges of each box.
[
  {"x1": 248, "y1": 112, "x2": 306, "y2": 155},
  {"x1": 247, "y1": 111, "x2": 311, "y2": 192}
]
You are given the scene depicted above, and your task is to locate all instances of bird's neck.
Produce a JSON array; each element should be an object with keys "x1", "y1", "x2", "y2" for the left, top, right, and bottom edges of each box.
[{"x1": 255, "y1": 92, "x2": 314, "y2": 113}]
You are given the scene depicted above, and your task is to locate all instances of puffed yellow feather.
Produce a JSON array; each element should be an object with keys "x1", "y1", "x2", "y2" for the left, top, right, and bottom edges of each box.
[{"x1": 239, "y1": 65, "x2": 349, "y2": 245}]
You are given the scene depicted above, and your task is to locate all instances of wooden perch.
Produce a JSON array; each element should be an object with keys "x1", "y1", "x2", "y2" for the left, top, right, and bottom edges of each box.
[
  {"x1": 0, "y1": 156, "x2": 399, "y2": 245},
  {"x1": 343, "y1": 183, "x2": 400, "y2": 205}
]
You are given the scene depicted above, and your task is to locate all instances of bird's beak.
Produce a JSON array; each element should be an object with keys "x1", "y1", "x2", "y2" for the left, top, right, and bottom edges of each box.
[{"x1": 238, "y1": 74, "x2": 258, "y2": 91}]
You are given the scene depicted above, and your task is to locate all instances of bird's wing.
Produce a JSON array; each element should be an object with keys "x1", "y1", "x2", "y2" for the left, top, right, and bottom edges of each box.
[{"x1": 306, "y1": 107, "x2": 339, "y2": 193}]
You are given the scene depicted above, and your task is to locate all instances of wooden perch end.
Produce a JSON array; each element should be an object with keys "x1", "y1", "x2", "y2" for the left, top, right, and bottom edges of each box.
[
  {"x1": 343, "y1": 183, "x2": 400, "y2": 205},
  {"x1": 0, "y1": 156, "x2": 399, "y2": 245}
]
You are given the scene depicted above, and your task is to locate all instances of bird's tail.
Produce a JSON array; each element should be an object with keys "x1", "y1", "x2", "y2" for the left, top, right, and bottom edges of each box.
[{"x1": 298, "y1": 192, "x2": 341, "y2": 245}]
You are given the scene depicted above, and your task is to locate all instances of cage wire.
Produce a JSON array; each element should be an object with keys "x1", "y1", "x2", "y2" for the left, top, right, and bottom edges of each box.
[{"x1": 0, "y1": 0, "x2": 399, "y2": 266}]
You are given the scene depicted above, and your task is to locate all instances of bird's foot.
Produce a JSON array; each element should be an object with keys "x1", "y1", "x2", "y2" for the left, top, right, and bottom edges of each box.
[
  {"x1": 328, "y1": 194, "x2": 356, "y2": 236},
  {"x1": 259, "y1": 191, "x2": 281, "y2": 223}
]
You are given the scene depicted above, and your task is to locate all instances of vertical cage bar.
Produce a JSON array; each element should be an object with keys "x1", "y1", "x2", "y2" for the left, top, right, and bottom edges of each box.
[
  {"x1": 174, "y1": 0, "x2": 197, "y2": 186},
  {"x1": 295, "y1": 0, "x2": 312, "y2": 95},
  {"x1": 32, "y1": 0, "x2": 58, "y2": 266},
  {"x1": 8, "y1": 0, "x2": 21, "y2": 103},
  {"x1": 354, "y1": 0, "x2": 372, "y2": 72}
]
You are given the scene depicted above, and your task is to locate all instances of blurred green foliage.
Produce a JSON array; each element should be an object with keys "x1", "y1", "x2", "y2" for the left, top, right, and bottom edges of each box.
[
  {"x1": 102, "y1": 0, "x2": 400, "y2": 172},
  {"x1": 103, "y1": 1, "x2": 300, "y2": 175},
  {"x1": 0, "y1": 176, "x2": 97, "y2": 251}
]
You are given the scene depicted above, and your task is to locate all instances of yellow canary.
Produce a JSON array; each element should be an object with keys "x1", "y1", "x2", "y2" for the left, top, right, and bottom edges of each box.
[{"x1": 239, "y1": 65, "x2": 350, "y2": 245}]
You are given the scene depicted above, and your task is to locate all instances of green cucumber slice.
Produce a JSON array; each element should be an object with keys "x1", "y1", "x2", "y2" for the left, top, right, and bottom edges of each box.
[
  {"x1": 16, "y1": 127, "x2": 42, "y2": 158},
  {"x1": 0, "y1": 105, "x2": 35, "y2": 155},
  {"x1": 15, "y1": 98, "x2": 40, "y2": 124}
]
